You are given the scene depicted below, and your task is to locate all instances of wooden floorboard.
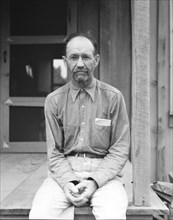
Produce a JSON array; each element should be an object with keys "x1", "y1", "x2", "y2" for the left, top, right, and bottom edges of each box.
[
  {"x1": 0, "y1": 154, "x2": 169, "y2": 219},
  {"x1": 1, "y1": 154, "x2": 29, "y2": 174},
  {"x1": 0, "y1": 153, "x2": 11, "y2": 162},
  {"x1": 1, "y1": 160, "x2": 47, "y2": 209},
  {"x1": 127, "y1": 188, "x2": 169, "y2": 216},
  {"x1": 0, "y1": 154, "x2": 46, "y2": 202}
]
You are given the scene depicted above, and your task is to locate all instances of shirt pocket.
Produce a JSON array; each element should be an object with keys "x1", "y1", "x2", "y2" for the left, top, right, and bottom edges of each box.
[{"x1": 92, "y1": 118, "x2": 111, "y2": 151}]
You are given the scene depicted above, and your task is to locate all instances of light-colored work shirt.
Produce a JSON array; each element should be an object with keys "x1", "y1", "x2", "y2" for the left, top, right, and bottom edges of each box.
[{"x1": 45, "y1": 77, "x2": 130, "y2": 188}]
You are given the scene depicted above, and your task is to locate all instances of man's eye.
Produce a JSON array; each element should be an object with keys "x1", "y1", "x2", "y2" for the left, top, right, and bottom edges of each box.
[
  {"x1": 70, "y1": 56, "x2": 78, "y2": 60},
  {"x1": 83, "y1": 56, "x2": 91, "y2": 60}
]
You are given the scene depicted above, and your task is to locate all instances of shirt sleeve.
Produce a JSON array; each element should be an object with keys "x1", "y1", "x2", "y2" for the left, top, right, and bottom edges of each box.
[
  {"x1": 44, "y1": 95, "x2": 78, "y2": 189},
  {"x1": 90, "y1": 91, "x2": 130, "y2": 188}
]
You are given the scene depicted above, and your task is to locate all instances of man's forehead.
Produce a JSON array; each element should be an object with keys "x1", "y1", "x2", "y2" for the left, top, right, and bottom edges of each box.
[{"x1": 66, "y1": 36, "x2": 95, "y2": 54}]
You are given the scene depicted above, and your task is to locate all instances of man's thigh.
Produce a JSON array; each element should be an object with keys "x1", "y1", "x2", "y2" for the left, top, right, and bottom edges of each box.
[
  {"x1": 90, "y1": 177, "x2": 128, "y2": 220},
  {"x1": 29, "y1": 177, "x2": 74, "y2": 219}
]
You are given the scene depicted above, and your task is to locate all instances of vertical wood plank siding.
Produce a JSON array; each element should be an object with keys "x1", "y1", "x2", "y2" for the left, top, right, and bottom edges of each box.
[
  {"x1": 77, "y1": 0, "x2": 99, "y2": 79},
  {"x1": 100, "y1": 0, "x2": 131, "y2": 117},
  {"x1": 150, "y1": 0, "x2": 158, "y2": 182},
  {"x1": 67, "y1": 0, "x2": 77, "y2": 34},
  {"x1": 150, "y1": 0, "x2": 173, "y2": 183},
  {"x1": 131, "y1": 0, "x2": 150, "y2": 206},
  {"x1": 157, "y1": 0, "x2": 173, "y2": 181}
]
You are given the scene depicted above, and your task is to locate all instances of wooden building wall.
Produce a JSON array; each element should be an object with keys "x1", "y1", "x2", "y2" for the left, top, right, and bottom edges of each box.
[
  {"x1": 0, "y1": 0, "x2": 172, "y2": 183},
  {"x1": 77, "y1": 0, "x2": 173, "y2": 183},
  {"x1": 150, "y1": 0, "x2": 173, "y2": 182},
  {"x1": 77, "y1": 0, "x2": 131, "y2": 118}
]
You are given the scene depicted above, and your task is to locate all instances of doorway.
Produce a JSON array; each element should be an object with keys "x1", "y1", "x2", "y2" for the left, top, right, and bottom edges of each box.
[{"x1": 0, "y1": 0, "x2": 76, "y2": 152}]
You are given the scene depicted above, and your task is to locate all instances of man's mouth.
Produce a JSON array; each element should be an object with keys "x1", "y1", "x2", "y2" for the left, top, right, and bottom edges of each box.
[{"x1": 75, "y1": 70, "x2": 87, "y2": 73}]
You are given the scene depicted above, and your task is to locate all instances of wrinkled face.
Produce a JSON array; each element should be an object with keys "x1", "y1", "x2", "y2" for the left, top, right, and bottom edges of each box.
[{"x1": 63, "y1": 36, "x2": 100, "y2": 87}]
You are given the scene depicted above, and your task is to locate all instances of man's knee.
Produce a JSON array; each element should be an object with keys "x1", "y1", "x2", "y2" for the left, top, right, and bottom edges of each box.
[
  {"x1": 29, "y1": 207, "x2": 64, "y2": 219},
  {"x1": 29, "y1": 208, "x2": 44, "y2": 219},
  {"x1": 29, "y1": 202, "x2": 74, "y2": 219},
  {"x1": 91, "y1": 179, "x2": 128, "y2": 219}
]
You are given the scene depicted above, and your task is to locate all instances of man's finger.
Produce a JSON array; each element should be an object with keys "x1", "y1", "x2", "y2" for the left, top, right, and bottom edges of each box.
[
  {"x1": 76, "y1": 181, "x2": 87, "y2": 193},
  {"x1": 74, "y1": 197, "x2": 89, "y2": 207},
  {"x1": 68, "y1": 183, "x2": 79, "y2": 194},
  {"x1": 68, "y1": 194, "x2": 88, "y2": 206}
]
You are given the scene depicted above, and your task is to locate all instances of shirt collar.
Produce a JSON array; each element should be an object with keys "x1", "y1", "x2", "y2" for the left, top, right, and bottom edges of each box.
[{"x1": 70, "y1": 78, "x2": 96, "y2": 102}]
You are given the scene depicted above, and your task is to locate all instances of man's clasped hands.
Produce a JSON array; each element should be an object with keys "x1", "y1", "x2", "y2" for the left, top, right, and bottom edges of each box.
[{"x1": 64, "y1": 179, "x2": 98, "y2": 207}]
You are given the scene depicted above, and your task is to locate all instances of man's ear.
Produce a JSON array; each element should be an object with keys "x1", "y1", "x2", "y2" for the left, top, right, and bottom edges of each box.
[
  {"x1": 94, "y1": 54, "x2": 100, "y2": 67},
  {"x1": 62, "y1": 56, "x2": 68, "y2": 68}
]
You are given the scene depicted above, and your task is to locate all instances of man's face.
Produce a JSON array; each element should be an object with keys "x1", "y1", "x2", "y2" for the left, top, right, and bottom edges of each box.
[{"x1": 63, "y1": 36, "x2": 100, "y2": 87}]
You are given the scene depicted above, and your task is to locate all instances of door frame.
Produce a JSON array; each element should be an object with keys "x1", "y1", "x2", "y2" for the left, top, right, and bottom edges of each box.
[{"x1": 0, "y1": 0, "x2": 77, "y2": 153}]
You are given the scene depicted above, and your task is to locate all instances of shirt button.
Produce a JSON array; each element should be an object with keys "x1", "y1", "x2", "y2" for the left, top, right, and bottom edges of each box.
[
  {"x1": 81, "y1": 105, "x2": 85, "y2": 109},
  {"x1": 80, "y1": 137, "x2": 84, "y2": 142},
  {"x1": 81, "y1": 122, "x2": 85, "y2": 127}
]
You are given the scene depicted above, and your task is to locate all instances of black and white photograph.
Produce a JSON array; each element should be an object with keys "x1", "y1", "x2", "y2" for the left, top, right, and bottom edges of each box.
[{"x1": 0, "y1": 0, "x2": 173, "y2": 219}]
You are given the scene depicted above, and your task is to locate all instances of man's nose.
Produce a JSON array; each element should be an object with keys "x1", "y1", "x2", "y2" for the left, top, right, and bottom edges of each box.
[{"x1": 76, "y1": 56, "x2": 84, "y2": 67}]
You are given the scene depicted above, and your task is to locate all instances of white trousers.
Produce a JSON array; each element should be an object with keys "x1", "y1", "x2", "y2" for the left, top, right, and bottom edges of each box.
[{"x1": 29, "y1": 156, "x2": 128, "y2": 219}]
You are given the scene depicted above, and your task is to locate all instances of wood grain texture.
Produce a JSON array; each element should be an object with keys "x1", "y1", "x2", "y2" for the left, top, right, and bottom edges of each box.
[
  {"x1": 0, "y1": 154, "x2": 28, "y2": 174},
  {"x1": 170, "y1": 0, "x2": 173, "y2": 117},
  {"x1": 150, "y1": 0, "x2": 158, "y2": 182},
  {"x1": 100, "y1": 0, "x2": 131, "y2": 117},
  {"x1": 77, "y1": 0, "x2": 99, "y2": 79},
  {"x1": 0, "y1": 153, "x2": 10, "y2": 161},
  {"x1": 67, "y1": 0, "x2": 77, "y2": 34},
  {"x1": 100, "y1": 0, "x2": 111, "y2": 84},
  {"x1": 157, "y1": 0, "x2": 173, "y2": 182},
  {"x1": 1, "y1": 159, "x2": 47, "y2": 209},
  {"x1": 127, "y1": 188, "x2": 169, "y2": 216},
  {"x1": 77, "y1": 0, "x2": 99, "y2": 38},
  {"x1": 131, "y1": 0, "x2": 150, "y2": 206},
  {"x1": 0, "y1": 154, "x2": 46, "y2": 202}
]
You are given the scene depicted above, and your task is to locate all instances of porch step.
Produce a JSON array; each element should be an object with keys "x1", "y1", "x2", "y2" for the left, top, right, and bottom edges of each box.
[
  {"x1": 0, "y1": 187, "x2": 168, "y2": 220},
  {"x1": 0, "y1": 154, "x2": 169, "y2": 219}
]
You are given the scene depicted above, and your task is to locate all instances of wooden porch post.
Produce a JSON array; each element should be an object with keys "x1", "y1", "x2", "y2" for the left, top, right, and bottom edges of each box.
[{"x1": 131, "y1": 0, "x2": 151, "y2": 206}]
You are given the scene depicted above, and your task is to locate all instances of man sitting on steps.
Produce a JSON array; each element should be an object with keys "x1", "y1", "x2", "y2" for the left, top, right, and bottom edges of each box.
[{"x1": 29, "y1": 32, "x2": 130, "y2": 220}]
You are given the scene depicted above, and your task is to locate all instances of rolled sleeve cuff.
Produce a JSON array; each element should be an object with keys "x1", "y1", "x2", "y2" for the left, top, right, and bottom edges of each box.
[
  {"x1": 90, "y1": 172, "x2": 109, "y2": 188},
  {"x1": 48, "y1": 170, "x2": 78, "y2": 189},
  {"x1": 59, "y1": 176, "x2": 79, "y2": 189}
]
